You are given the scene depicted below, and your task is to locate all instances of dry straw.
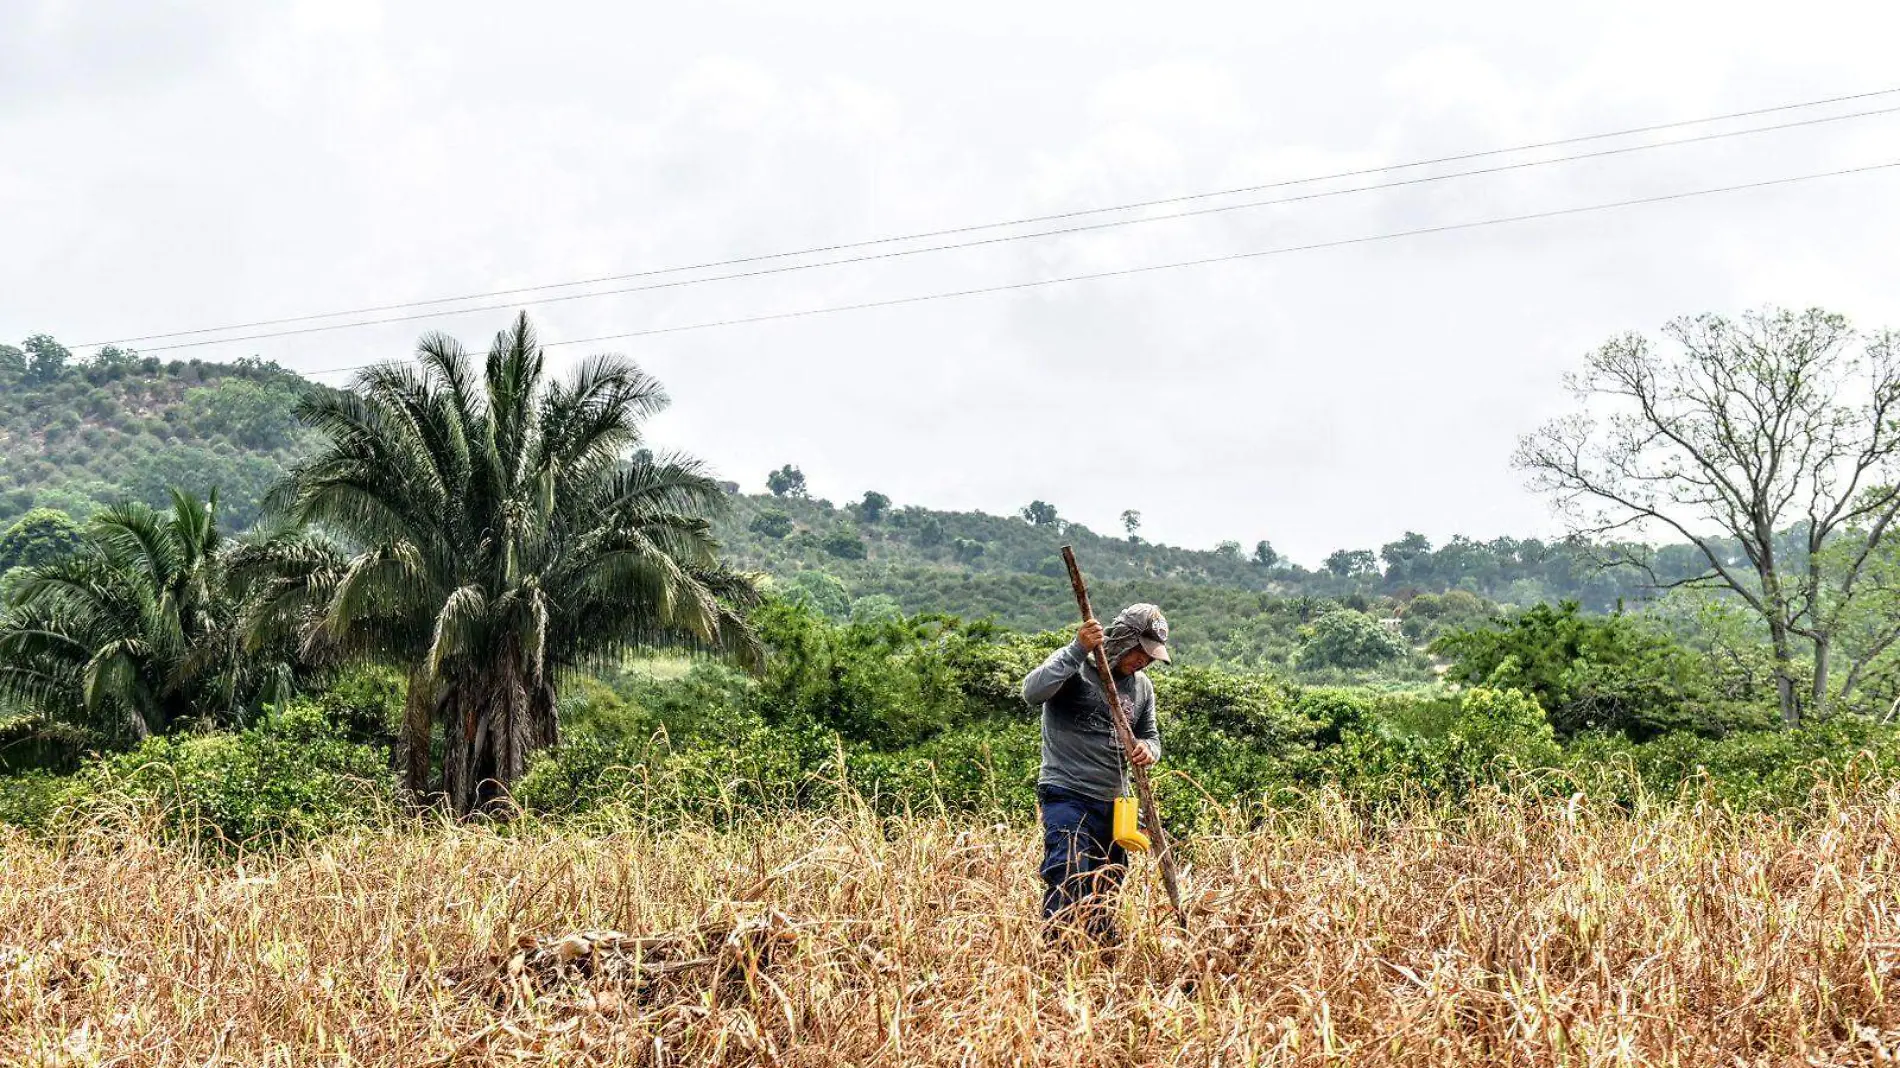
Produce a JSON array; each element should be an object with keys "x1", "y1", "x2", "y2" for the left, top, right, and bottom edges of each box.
[{"x1": 3, "y1": 782, "x2": 1899, "y2": 1065}]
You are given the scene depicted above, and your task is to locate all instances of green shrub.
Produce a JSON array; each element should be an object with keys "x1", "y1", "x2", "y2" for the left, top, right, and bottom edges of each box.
[
  {"x1": 1437, "y1": 686, "x2": 1561, "y2": 791},
  {"x1": 516, "y1": 702, "x2": 838, "y2": 822},
  {"x1": 1563, "y1": 719, "x2": 1900, "y2": 809},
  {"x1": 1296, "y1": 609, "x2": 1407, "y2": 670},
  {"x1": 822, "y1": 526, "x2": 867, "y2": 560},
  {"x1": 846, "y1": 720, "x2": 1039, "y2": 817},
  {"x1": 1433, "y1": 602, "x2": 1739, "y2": 740},
  {"x1": 749, "y1": 509, "x2": 794, "y2": 540},
  {"x1": 55, "y1": 702, "x2": 395, "y2": 849},
  {"x1": 779, "y1": 571, "x2": 851, "y2": 618},
  {"x1": 0, "y1": 770, "x2": 74, "y2": 830},
  {"x1": 308, "y1": 665, "x2": 406, "y2": 750}
]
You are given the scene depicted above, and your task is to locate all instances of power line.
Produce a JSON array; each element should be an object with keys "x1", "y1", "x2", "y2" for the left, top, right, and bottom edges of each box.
[
  {"x1": 118, "y1": 104, "x2": 1900, "y2": 356},
  {"x1": 278, "y1": 159, "x2": 1897, "y2": 380},
  {"x1": 76, "y1": 85, "x2": 1900, "y2": 350}
]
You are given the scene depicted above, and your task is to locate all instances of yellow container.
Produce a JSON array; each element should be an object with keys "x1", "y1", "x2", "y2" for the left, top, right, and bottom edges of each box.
[{"x1": 1113, "y1": 796, "x2": 1151, "y2": 853}]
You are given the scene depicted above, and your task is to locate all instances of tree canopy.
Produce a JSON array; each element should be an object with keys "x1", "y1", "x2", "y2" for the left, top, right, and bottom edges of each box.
[
  {"x1": 272, "y1": 314, "x2": 762, "y2": 812},
  {"x1": 1518, "y1": 308, "x2": 1900, "y2": 724},
  {"x1": 0, "y1": 491, "x2": 309, "y2": 746}
]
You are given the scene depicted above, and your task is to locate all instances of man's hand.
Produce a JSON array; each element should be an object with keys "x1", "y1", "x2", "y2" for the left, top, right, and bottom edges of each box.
[
  {"x1": 1077, "y1": 618, "x2": 1104, "y2": 654},
  {"x1": 1128, "y1": 740, "x2": 1158, "y2": 768}
]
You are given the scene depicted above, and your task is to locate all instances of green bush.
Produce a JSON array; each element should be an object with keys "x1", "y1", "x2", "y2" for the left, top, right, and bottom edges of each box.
[
  {"x1": 1433, "y1": 602, "x2": 1747, "y2": 740},
  {"x1": 822, "y1": 525, "x2": 867, "y2": 559},
  {"x1": 0, "y1": 770, "x2": 73, "y2": 830},
  {"x1": 749, "y1": 509, "x2": 794, "y2": 540},
  {"x1": 516, "y1": 699, "x2": 838, "y2": 822},
  {"x1": 1297, "y1": 609, "x2": 1407, "y2": 670},
  {"x1": 49, "y1": 701, "x2": 395, "y2": 849},
  {"x1": 846, "y1": 720, "x2": 1039, "y2": 817},
  {"x1": 1563, "y1": 719, "x2": 1900, "y2": 809},
  {"x1": 308, "y1": 665, "x2": 406, "y2": 750},
  {"x1": 1437, "y1": 686, "x2": 1561, "y2": 791}
]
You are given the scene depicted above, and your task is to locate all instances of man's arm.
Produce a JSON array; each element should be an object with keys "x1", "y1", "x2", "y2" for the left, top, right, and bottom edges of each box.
[
  {"x1": 1021, "y1": 641, "x2": 1086, "y2": 705},
  {"x1": 1021, "y1": 620, "x2": 1104, "y2": 705},
  {"x1": 1129, "y1": 681, "x2": 1161, "y2": 765}
]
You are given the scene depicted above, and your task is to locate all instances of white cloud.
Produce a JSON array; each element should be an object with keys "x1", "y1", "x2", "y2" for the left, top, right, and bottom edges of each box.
[{"x1": 3, "y1": 0, "x2": 1898, "y2": 565}]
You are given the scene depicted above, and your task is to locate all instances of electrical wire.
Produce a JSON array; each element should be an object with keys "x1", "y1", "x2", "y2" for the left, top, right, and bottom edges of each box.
[
  {"x1": 103, "y1": 105, "x2": 1900, "y2": 356},
  {"x1": 72, "y1": 85, "x2": 1900, "y2": 350},
  {"x1": 263, "y1": 158, "x2": 1899, "y2": 379}
]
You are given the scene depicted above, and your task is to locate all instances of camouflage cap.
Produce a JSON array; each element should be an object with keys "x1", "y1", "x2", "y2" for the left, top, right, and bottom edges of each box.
[{"x1": 1103, "y1": 603, "x2": 1170, "y2": 664}]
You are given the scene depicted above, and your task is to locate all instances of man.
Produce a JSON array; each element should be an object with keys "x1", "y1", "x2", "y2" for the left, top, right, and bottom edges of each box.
[{"x1": 1020, "y1": 602, "x2": 1168, "y2": 946}]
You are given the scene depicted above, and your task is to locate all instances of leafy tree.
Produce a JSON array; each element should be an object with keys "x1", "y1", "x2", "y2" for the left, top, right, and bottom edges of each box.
[
  {"x1": 1020, "y1": 500, "x2": 1059, "y2": 527},
  {"x1": 822, "y1": 525, "x2": 868, "y2": 559},
  {"x1": 849, "y1": 593, "x2": 903, "y2": 623},
  {"x1": 1323, "y1": 549, "x2": 1378, "y2": 579},
  {"x1": 91, "y1": 345, "x2": 140, "y2": 372},
  {"x1": 858, "y1": 491, "x2": 891, "y2": 524},
  {"x1": 1296, "y1": 609, "x2": 1406, "y2": 670},
  {"x1": 782, "y1": 570, "x2": 850, "y2": 618},
  {"x1": 181, "y1": 377, "x2": 300, "y2": 449},
  {"x1": 1518, "y1": 308, "x2": 1900, "y2": 724},
  {"x1": 917, "y1": 515, "x2": 945, "y2": 547},
  {"x1": 1398, "y1": 589, "x2": 1495, "y2": 642},
  {"x1": 766, "y1": 464, "x2": 808, "y2": 498},
  {"x1": 1431, "y1": 602, "x2": 1743, "y2": 739},
  {"x1": 1380, "y1": 531, "x2": 1433, "y2": 579},
  {"x1": 22, "y1": 335, "x2": 70, "y2": 383},
  {"x1": 272, "y1": 314, "x2": 761, "y2": 812},
  {"x1": 0, "y1": 509, "x2": 83, "y2": 573},
  {"x1": 1120, "y1": 510, "x2": 1142, "y2": 541},
  {"x1": 749, "y1": 508, "x2": 794, "y2": 540},
  {"x1": 1253, "y1": 540, "x2": 1279, "y2": 568},
  {"x1": 953, "y1": 537, "x2": 986, "y2": 562},
  {"x1": 0, "y1": 491, "x2": 307, "y2": 746},
  {"x1": 1215, "y1": 540, "x2": 1242, "y2": 559},
  {"x1": 0, "y1": 344, "x2": 25, "y2": 377}
]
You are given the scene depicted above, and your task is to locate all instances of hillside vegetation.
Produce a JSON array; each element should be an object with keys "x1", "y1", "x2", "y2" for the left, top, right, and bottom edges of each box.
[
  {"x1": 0, "y1": 336, "x2": 320, "y2": 529},
  {"x1": 0, "y1": 333, "x2": 1669, "y2": 679},
  {"x1": 712, "y1": 489, "x2": 1673, "y2": 613},
  {"x1": 2, "y1": 331, "x2": 1696, "y2": 620}
]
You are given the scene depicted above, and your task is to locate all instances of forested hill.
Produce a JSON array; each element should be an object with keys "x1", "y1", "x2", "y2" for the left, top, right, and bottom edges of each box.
[
  {"x1": 1, "y1": 340, "x2": 1692, "y2": 625},
  {"x1": 711, "y1": 489, "x2": 1673, "y2": 619},
  {"x1": 0, "y1": 337, "x2": 321, "y2": 528}
]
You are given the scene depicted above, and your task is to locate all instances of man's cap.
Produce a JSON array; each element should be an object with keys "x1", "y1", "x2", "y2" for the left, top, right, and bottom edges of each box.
[{"x1": 1108, "y1": 603, "x2": 1170, "y2": 664}]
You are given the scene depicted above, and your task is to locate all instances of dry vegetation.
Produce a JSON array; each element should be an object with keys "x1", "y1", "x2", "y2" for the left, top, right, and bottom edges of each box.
[{"x1": 4, "y1": 785, "x2": 1900, "y2": 1066}]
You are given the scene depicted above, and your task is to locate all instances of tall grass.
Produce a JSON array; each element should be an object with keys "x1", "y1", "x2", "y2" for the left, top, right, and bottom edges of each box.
[{"x1": 3, "y1": 783, "x2": 1898, "y2": 1065}]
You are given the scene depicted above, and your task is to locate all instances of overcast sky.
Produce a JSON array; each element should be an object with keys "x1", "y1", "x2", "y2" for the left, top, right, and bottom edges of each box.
[{"x1": 5, "y1": 1, "x2": 1899, "y2": 564}]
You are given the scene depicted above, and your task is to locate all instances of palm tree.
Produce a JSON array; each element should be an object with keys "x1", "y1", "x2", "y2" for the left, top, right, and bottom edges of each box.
[
  {"x1": 0, "y1": 490, "x2": 301, "y2": 745},
  {"x1": 274, "y1": 313, "x2": 760, "y2": 813}
]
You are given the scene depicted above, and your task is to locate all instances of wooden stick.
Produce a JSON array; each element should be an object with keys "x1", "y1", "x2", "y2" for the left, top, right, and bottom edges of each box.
[{"x1": 1060, "y1": 545, "x2": 1188, "y2": 930}]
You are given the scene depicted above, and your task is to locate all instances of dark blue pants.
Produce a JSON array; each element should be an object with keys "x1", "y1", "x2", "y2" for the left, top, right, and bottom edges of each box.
[{"x1": 1038, "y1": 785, "x2": 1127, "y2": 944}]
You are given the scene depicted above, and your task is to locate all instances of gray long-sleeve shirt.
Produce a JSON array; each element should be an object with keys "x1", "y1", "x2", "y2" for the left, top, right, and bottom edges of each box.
[{"x1": 1020, "y1": 639, "x2": 1161, "y2": 802}]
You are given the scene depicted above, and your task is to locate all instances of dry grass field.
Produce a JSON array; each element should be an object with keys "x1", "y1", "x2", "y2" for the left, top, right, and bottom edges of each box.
[{"x1": 4, "y1": 786, "x2": 1900, "y2": 1066}]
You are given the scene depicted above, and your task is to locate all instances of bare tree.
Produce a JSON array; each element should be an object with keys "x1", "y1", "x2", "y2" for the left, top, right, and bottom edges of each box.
[{"x1": 1516, "y1": 308, "x2": 1900, "y2": 726}]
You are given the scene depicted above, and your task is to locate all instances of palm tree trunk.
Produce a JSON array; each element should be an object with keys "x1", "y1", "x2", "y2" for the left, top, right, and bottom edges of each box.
[
  {"x1": 432, "y1": 620, "x2": 573, "y2": 817},
  {"x1": 444, "y1": 692, "x2": 496, "y2": 817},
  {"x1": 532, "y1": 679, "x2": 559, "y2": 752},
  {"x1": 399, "y1": 667, "x2": 436, "y2": 804},
  {"x1": 441, "y1": 653, "x2": 549, "y2": 817},
  {"x1": 491, "y1": 647, "x2": 533, "y2": 801}
]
